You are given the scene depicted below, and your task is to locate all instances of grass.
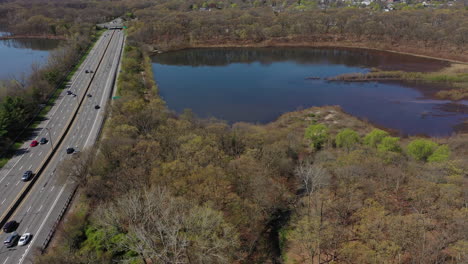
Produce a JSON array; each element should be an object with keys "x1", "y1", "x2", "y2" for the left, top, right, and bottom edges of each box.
[{"x1": 0, "y1": 29, "x2": 105, "y2": 169}]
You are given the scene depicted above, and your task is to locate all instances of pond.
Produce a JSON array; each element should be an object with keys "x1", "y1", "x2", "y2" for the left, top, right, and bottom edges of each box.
[
  {"x1": 0, "y1": 34, "x2": 61, "y2": 81},
  {"x1": 151, "y1": 48, "x2": 468, "y2": 136}
]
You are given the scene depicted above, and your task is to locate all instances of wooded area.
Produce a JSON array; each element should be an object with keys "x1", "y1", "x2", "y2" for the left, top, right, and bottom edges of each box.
[
  {"x1": 0, "y1": 0, "x2": 466, "y2": 263},
  {"x1": 35, "y1": 44, "x2": 468, "y2": 263}
]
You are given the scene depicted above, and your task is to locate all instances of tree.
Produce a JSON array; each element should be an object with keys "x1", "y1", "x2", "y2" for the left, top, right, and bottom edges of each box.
[
  {"x1": 304, "y1": 123, "x2": 328, "y2": 150},
  {"x1": 364, "y1": 129, "x2": 389, "y2": 148},
  {"x1": 427, "y1": 145, "x2": 450, "y2": 162},
  {"x1": 377, "y1": 136, "x2": 401, "y2": 153},
  {"x1": 335, "y1": 128, "x2": 360, "y2": 152},
  {"x1": 406, "y1": 139, "x2": 438, "y2": 161}
]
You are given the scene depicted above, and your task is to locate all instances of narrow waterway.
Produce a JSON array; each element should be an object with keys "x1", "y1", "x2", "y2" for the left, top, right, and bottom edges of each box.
[{"x1": 152, "y1": 48, "x2": 468, "y2": 136}]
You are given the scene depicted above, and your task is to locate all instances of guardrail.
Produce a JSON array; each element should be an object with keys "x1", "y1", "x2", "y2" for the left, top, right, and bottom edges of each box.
[{"x1": 40, "y1": 185, "x2": 77, "y2": 253}]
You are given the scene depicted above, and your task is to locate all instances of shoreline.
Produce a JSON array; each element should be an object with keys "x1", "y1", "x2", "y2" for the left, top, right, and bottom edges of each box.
[
  {"x1": 151, "y1": 40, "x2": 468, "y2": 65},
  {"x1": 0, "y1": 34, "x2": 67, "y2": 40}
]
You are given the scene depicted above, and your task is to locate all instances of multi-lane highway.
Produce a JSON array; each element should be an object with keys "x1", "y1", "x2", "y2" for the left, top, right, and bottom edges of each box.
[{"x1": 0, "y1": 28, "x2": 124, "y2": 264}]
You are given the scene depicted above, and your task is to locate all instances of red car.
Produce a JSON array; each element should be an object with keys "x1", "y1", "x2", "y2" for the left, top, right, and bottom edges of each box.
[{"x1": 30, "y1": 140, "x2": 38, "y2": 147}]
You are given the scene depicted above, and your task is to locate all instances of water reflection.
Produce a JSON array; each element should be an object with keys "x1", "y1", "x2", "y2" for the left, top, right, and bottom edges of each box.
[{"x1": 152, "y1": 48, "x2": 467, "y2": 136}]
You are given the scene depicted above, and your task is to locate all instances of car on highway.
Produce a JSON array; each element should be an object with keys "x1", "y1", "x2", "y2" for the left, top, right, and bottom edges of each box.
[
  {"x1": 30, "y1": 140, "x2": 38, "y2": 147},
  {"x1": 4, "y1": 232, "x2": 19, "y2": 248},
  {"x1": 22, "y1": 170, "x2": 33, "y2": 181},
  {"x1": 66, "y1": 147, "x2": 75, "y2": 154},
  {"x1": 94, "y1": 105, "x2": 100, "y2": 109},
  {"x1": 66, "y1": 90, "x2": 73, "y2": 95},
  {"x1": 87, "y1": 94, "x2": 92, "y2": 97},
  {"x1": 18, "y1": 233, "x2": 32, "y2": 246},
  {"x1": 40, "y1": 137, "x2": 48, "y2": 144},
  {"x1": 85, "y1": 70, "x2": 89, "y2": 73},
  {"x1": 3, "y1": 220, "x2": 18, "y2": 233}
]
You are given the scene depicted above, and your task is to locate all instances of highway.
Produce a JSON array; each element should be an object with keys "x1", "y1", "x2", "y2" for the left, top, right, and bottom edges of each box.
[{"x1": 0, "y1": 28, "x2": 124, "y2": 264}]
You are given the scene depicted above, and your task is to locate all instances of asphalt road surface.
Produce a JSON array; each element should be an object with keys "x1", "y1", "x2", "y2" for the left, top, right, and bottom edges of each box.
[{"x1": 0, "y1": 29, "x2": 124, "y2": 264}]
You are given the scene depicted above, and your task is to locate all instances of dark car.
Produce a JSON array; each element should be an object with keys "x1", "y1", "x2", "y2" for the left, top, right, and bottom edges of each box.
[
  {"x1": 87, "y1": 94, "x2": 92, "y2": 98},
  {"x1": 94, "y1": 105, "x2": 100, "y2": 109},
  {"x1": 3, "y1": 220, "x2": 18, "y2": 233},
  {"x1": 66, "y1": 147, "x2": 74, "y2": 154},
  {"x1": 40, "y1": 137, "x2": 47, "y2": 144},
  {"x1": 22, "y1": 170, "x2": 33, "y2": 182},
  {"x1": 4, "y1": 232, "x2": 19, "y2": 248},
  {"x1": 85, "y1": 70, "x2": 89, "y2": 73},
  {"x1": 66, "y1": 90, "x2": 73, "y2": 95}
]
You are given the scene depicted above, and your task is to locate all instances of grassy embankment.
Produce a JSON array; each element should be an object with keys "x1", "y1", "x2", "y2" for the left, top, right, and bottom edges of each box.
[
  {"x1": 327, "y1": 63, "x2": 468, "y2": 101},
  {"x1": 0, "y1": 29, "x2": 105, "y2": 168}
]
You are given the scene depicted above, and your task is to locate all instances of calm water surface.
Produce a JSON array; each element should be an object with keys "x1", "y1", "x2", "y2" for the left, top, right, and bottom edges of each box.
[
  {"x1": 152, "y1": 48, "x2": 468, "y2": 136},
  {"x1": 0, "y1": 34, "x2": 61, "y2": 80}
]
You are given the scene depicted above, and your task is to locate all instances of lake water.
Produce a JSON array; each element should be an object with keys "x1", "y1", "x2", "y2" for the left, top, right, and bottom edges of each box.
[
  {"x1": 151, "y1": 48, "x2": 468, "y2": 136},
  {"x1": 0, "y1": 35, "x2": 61, "y2": 80}
]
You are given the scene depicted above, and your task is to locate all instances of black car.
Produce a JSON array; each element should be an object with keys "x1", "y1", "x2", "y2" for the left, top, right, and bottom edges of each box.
[
  {"x1": 87, "y1": 94, "x2": 92, "y2": 98},
  {"x1": 66, "y1": 90, "x2": 73, "y2": 95},
  {"x1": 94, "y1": 105, "x2": 100, "y2": 109},
  {"x1": 66, "y1": 147, "x2": 74, "y2": 154},
  {"x1": 3, "y1": 220, "x2": 18, "y2": 233},
  {"x1": 22, "y1": 170, "x2": 33, "y2": 181},
  {"x1": 3, "y1": 232, "x2": 19, "y2": 248},
  {"x1": 40, "y1": 137, "x2": 47, "y2": 144},
  {"x1": 85, "y1": 70, "x2": 89, "y2": 73}
]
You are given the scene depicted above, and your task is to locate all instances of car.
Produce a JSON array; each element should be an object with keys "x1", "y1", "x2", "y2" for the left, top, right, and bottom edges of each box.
[
  {"x1": 94, "y1": 105, "x2": 100, "y2": 109},
  {"x1": 85, "y1": 70, "x2": 89, "y2": 73},
  {"x1": 18, "y1": 233, "x2": 32, "y2": 246},
  {"x1": 87, "y1": 94, "x2": 92, "y2": 98},
  {"x1": 30, "y1": 140, "x2": 38, "y2": 147},
  {"x1": 22, "y1": 170, "x2": 33, "y2": 181},
  {"x1": 66, "y1": 90, "x2": 73, "y2": 95},
  {"x1": 72, "y1": 94, "x2": 77, "y2": 97},
  {"x1": 4, "y1": 232, "x2": 19, "y2": 248},
  {"x1": 3, "y1": 220, "x2": 18, "y2": 233},
  {"x1": 66, "y1": 147, "x2": 74, "y2": 154},
  {"x1": 90, "y1": 70, "x2": 94, "y2": 73},
  {"x1": 39, "y1": 137, "x2": 47, "y2": 144}
]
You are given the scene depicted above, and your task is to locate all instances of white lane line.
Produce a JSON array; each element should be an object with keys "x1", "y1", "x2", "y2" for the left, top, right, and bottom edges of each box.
[
  {"x1": 16, "y1": 181, "x2": 20, "y2": 186},
  {"x1": 1, "y1": 198, "x2": 5, "y2": 204},
  {"x1": 39, "y1": 151, "x2": 43, "y2": 156},
  {"x1": 2, "y1": 256, "x2": 9, "y2": 264},
  {"x1": 27, "y1": 205, "x2": 32, "y2": 213},
  {"x1": 39, "y1": 204, "x2": 43, "y2": 211},
  {"x1": 29, "y1": 153, "x2": 34, "y2": 158},
  {"x1": 28, "y1": 165, "x2": 32, "y2": 170},
  {"x1": 19, "y1": 165, "x2": 23, "y2": 171},
  {"x1": 50, "y1": 186, "x2": 55, "y2": 192},
  {"x1": 19, "y1": 185, "x2": 67, "y2": 264}
]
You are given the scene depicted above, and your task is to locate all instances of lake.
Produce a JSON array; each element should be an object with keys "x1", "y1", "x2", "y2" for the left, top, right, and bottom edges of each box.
[
  {"x1": 0, "y1": 35, "x2": 61, "y2": 81},
  {"x1": 151, "y1": 48, "x2": 468, "y2": 136}
]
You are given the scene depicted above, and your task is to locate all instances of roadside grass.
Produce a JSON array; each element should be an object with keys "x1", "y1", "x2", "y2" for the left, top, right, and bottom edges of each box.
[{"x1": 0, "y1": 29, "x2": 105, "y2": 169}]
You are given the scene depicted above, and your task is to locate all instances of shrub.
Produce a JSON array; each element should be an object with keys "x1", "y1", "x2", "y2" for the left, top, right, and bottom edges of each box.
[
  {"x1": 377, "y1": 136, "x2": 401, "y2": 153},
  {"x1": 335, "y1": 128, "x2": 360, "y2": 151},
  {"x1": 364, "y1": 129, "x2": 389, "y2": 147},
  {"x1": 428, "y1": 145, "x2": 451, "y2": 162},
  {"x1": 304, "y1": 124, "x2": 328, "y2": 150},
  {"x1": 407, "y1": 139, "x2": 438, "y2": 161}
]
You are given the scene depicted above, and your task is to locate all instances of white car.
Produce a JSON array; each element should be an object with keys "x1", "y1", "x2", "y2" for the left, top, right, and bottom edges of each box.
[{"x1": 18, "y1": 233, "x2": 32, "y2": 246}]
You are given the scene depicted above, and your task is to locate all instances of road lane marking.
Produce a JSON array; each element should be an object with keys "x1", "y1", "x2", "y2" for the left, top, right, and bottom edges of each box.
[
  {"x1": 2, "y1": 199, "x2": 5, "y2": 204},
  {"x1": 16, "y1": 181, "x2": 20, "y2": 186},
  {"x1": 39, "y1": 151, "x2": 43, "y2": 156},
  {"x1": 19, "y1": 184, "x2": 67, "y2": 264},
  {"x1": 28, "y1": 165, "x2": 32, "y2": 170},
  {"x1": 27, "y1": 205, "x2": 32, "y2": 213},
  {"x1": 19, "y1": 165, "x2": 23, "y2": 171},
  {"x1": 2, "y1": 256, "x2": 9, "y2": 264}
]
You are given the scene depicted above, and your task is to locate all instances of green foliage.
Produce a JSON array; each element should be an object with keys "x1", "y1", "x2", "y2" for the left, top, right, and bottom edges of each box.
[
  {"x1": 406, "y1": 138, "x2": 438, "y2": 161},
  {"x1": 427, "y1": 145, "x2": 450, "y2": 162},
  {"x1": 335, "y1": 128, "x2": 360, "y2": 151},
  {"x1": 304, "y1": 123, "x2": 329, "y2": 150},
  {"x1": 377, "y1": 136, "x2": 401, "y2": 153},
  {"x1": 364, "y1": 129, "x2": 389, "y2": 147}
]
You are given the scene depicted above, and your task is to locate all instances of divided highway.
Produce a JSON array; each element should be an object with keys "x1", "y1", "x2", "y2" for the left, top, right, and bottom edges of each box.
[{"x1": 0, "y1": 29, "x2": 124, "y2": 264}]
